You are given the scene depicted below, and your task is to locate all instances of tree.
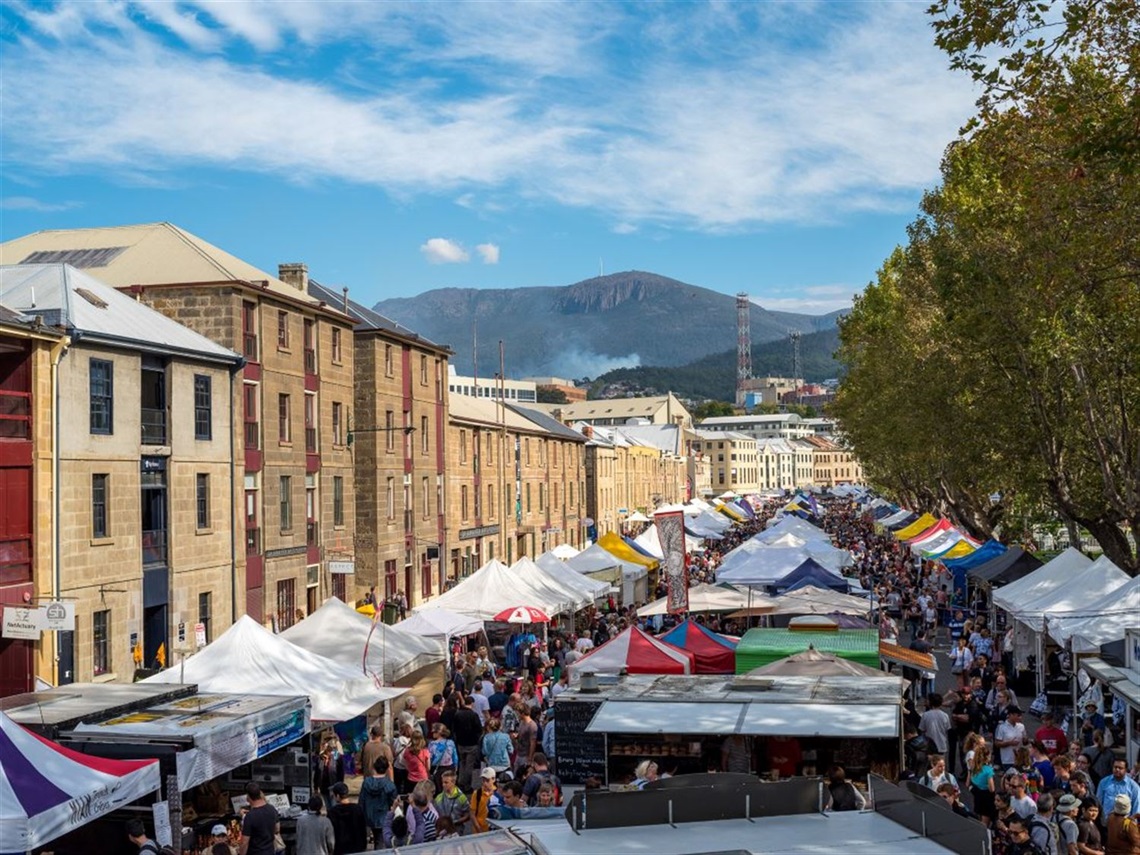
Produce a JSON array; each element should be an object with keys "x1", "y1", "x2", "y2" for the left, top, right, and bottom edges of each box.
[
  {"x1": 692, "y1": 400, "x2": 736, "y2": 420},
  {"x1": 536, "y1": 385, "x2": 570, "y2": 404}
]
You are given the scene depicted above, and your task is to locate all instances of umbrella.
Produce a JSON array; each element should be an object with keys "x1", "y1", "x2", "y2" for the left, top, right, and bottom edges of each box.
[{"x1": 492, "y1": 606, "x2": 551, "y2": 624}]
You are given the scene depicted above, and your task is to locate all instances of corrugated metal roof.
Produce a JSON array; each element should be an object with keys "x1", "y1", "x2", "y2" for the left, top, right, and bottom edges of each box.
[
  {"x1": 307, "y1": 278, "x2": 447, "y2": 350},
  {"x1": 0, "y1": 222, "x2": 325, "y2": 310},
  {"x1": 449, "y1": 394, "x2": 546, "y2": 433},
  {"x1": 555, "y1": 393, "x2": 685, "y2": 421},
  {"x1": 508, "y1": 404, "x2": 588, "y2": 443},
  {"x1": 0, "y1": 264, "x2": 241, "y2": 364}
]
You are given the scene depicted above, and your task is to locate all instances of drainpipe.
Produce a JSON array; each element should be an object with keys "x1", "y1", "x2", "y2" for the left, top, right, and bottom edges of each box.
[
  {"x1": 50, "y1": 334, "x2": 70, "y2": 684},
  {"x1": 229, "y1": 365, "x2": 240, "y2": 623}
]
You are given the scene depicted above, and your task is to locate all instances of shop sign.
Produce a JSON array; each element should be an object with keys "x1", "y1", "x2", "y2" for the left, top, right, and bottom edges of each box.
[
  {"x1": 194, "y1": 623, "x2": 207, "y2": 648},
  {"x1": 265, "y1": 546, "x2": 308, "y2": 559},
  {"x1": 328, "y1": 561, "x2": 355, "y2": 575},
  {"x1": 42, "y1": 601, "x2": 75, "y2": 631},
  {"x1": 256, "y1": 709, "x2": 307, "y2": 757},
  {"x1": 459, "y1": 524, "x2": 500, "y2": 540},
  {"x1": 2, "y1": 606, "x2": 42, "y2": 640},
  {"x1": 152, "y1": 801, "x2": 173, "y2": 847}
]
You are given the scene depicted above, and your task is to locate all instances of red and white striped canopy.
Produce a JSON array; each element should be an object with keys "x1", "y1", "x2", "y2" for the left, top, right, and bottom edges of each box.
[
  {"x1": 569, "y1": 626, "x2": 695, "y2": 675},
  {"x1": 492, "y1": 605, "x2": 551, "y2": 624}
]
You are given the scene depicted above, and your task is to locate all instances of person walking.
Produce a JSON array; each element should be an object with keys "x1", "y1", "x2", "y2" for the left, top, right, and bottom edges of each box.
[
  {"x1": 294, "y1": 796, "x2": 334, "y2": 855},
  {"x1": 359, "y1": 757, "x2": 398, "y2": 849}
]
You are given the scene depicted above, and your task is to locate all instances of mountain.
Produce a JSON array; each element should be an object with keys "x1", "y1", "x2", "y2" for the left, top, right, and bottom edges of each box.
[
  {"x1": 373, "y1": 271, "x2": 846, "y2": 378},
  {"x1": 588, "y1": 327, "x2": 841, "y2": 402}
]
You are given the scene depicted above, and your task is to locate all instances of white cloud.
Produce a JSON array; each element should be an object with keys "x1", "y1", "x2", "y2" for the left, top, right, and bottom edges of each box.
[
  {"x1": 420, "y1": 238, "x2": 469, "y2": 264},
  {"x1": 751, "y1": 285, "x2": 859, "y2": 315},
  {"x1": 475, "y1": 243, "x2": 500, "y2": 264},
  {"x1": 1, "y1": 2, "x2": 976, "y2": 229},
  {"x1": 611, "y1": 223, "x2": 638, "y2": 235},
  {"x1": 0, "y1": 196, "x2": 81, "y2": 212}
]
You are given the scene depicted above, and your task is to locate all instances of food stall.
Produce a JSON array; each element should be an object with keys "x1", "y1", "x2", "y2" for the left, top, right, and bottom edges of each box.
[
  {"x1": 554, "y1": 670, "x2": 904, "y2": 786},
  {"x1": 733, "y1": 628, "x2": 881, "y2": 672}
]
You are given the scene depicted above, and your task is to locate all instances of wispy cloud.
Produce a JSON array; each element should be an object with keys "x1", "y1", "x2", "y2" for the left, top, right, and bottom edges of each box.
[
  {"x1": 1, "y1": 1, "x2": 974, "y2": 229},
  {"x1": 0, "y1": 196, "x2": 82, "y2": 213},
  {"x1": 752, "y1": 285, "x2": 857, "y2": 315},
  {"x1": 475, "y1": 243, "x2": 500, "y2": 264},
  {"x1": 420, "y1": 238, "x2": 469, "y2": 264}
]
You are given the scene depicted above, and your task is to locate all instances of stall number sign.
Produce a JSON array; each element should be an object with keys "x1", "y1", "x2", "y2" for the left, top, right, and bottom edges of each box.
[{"x1": 195, "y1": 623, "x2": 207, "y2": 648}]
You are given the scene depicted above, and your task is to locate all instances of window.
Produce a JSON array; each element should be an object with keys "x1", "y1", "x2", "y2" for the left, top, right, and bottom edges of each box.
[
  {"x1": 304, "y1": 393, "x2": 316, "y2": 452},
  {"x1": 420, "y1": 354, "x2": 428, "y2": 385},
  {"x1": 487, "y1": 484, "x2": 494, "y2": 519},
  {"x1": 276, "y1": 579, "x2": 296, "y2": 630},
  {"x1": 421, "y1": 560, "x2": 432, "y2": 600},
  {"x1": 242, "y1": 301, "x2": 258, "y2": 359},
  {"x1": 474, "y1": 481, "x2": 481, "y2": 517},
  {"x1": 243, "y1": 383, "x2": 259, "y2": 449},
  {"x1": 331, "y1": 573, "x2": 346, "y2": 601},
  {"x1": 190, "y1": 374, "x2": 213, "y2": 440},
  {"x1": 385, "y1": 410, "x2": 394, "y2": 451},
  {"x1": 333, "y1": 476, "x2": 344, "y2": 526},
  {"x1": 280, "y1": 475, "x2": 292, "y2": 530},
  {"x1": 198, "y1": 592, "x2": 212, "y2": 645},
  {"x1": 384, "y1": 559, "x2": 398, "y2": 599},
  {"x1": 278, "y1": 394, "x2": 291, "y2": 443},
  {"x1": 303, "y1": 319, "x2": 316, "y2": 373},
  {"x1": 539, "y1": 483, "x2": 545, "y2": 511},
  {"x1": 332, "y1": 402, "x2": 343, "y2": 446},
  {"x1": 421, "y1": 416, "x2": 428, "y2": 454},
  {"x1": 460, "y1": 430, "x2": 467, "y2": 462},
  {"x1": 89, "y1": 358, "x2": 113, "y2": 434},
  {"x1": 331, "y1": 327, "x2": 342, "y2": 363},
  {"x1": 196, "y1": 474, "x2": 210, "y2": 529},
  {"x1": 93, "y1": 609, "x2": 110, "y2": 676},
  {"x1": 384, "y1": 344, "x2": 393, "y2": 376},
  {"x1": 245, "y1": 474, "x2": 260, "y2": 555},
  {"x1": 386, "y1": 477, "x2": 395, "y2": 519},
  {"x1": 525, "y1": 438, "x2": 531, "y2": 465},
  {"x1": 570, "y1": 481, "x2": 575, "y2": 507},
  {"x1": 277, "y1": 310, "x2": 290, "y2": 349},
  {"x1": 526, "y1": 483, "x2": 531, "y2": 513},
  {"x1": 422, "y1": 476, "x2": 430, "y2": 519},
  {"x1": 92, "y1": 474, "x2": 108, "y2": 538},
  {"x1": 461, "y1": 485, "x2": 469, "y2": 520}
]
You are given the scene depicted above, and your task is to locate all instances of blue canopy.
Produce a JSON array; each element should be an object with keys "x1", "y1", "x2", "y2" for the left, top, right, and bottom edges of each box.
[
  {"x1": 772, "y1": 558, "x2": 849, "y2": 594},
  {"x1": 733, "y1": 498, "x2": 756, "y2": 519},
  {"x1": 886, "y1": 512, "x2": 919, "y2": 531},
  {"x1": 622, "y1": 535, "x2": 659, "y2": 560},
  {"x1": 940, "y1": 539, "x2": 1006, "y2": 602},
  {"x1": 872, "y1": 504, "x2": 897, "y2": 520}
]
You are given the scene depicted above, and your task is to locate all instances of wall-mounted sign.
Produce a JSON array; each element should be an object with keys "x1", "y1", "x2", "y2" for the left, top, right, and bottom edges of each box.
[
  {"x1": 328, "y1": 561, "x2": 355, "y2": 575},
  {"x1": 265, "y1": 546, "x2": 308, "y2": 559},
  {"x1": 42, "y1": 601, "x2": 75, "y2": 631},
  {"x1": 2, "y1": 606, "x2": 41, "y2": 640},
  {"x1": 194, "y1": 623, "x2": 207, "y2": 648},
  {"x1": 459, "y1": 524, "x2": 500, "y2": 540}
]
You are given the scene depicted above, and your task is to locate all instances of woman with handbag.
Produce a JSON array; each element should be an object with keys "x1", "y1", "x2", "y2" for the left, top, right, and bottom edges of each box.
[{"x1": 951, "y1": 637, "x2": 974, "y2": 689}]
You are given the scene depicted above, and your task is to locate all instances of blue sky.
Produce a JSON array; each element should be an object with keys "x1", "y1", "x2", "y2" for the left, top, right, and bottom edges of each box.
[{"x1": 0, "y1": 1, "x2": 975, "y2": 314}]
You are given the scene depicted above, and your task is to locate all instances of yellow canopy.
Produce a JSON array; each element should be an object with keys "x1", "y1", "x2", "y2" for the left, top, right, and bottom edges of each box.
[
  {"x1": 716, "y1": 503, "x2": 746, "y2": 522},
  {"x1": 597, "y1": 531, "x2": 658, "y2": 569},
  {"x1": 355, "y1": 603, "x2": 376, "y2": 616},
  {"x1": 894, "y1": 513, "x2": 937, "y2": 540},
  {"x1": 940, "y1": 540, "x2": 976, "y2": 560}
]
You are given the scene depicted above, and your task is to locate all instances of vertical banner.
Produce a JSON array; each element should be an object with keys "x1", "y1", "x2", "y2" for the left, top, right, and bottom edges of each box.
[{"x1": 655, "y1": 510, "x2": 688, "y2": 614}]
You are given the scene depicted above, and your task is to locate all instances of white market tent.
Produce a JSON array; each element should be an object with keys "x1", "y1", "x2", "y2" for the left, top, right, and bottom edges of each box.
[
  {"x1": 282, "y1": 597, "x2": 445, "y2": 683},
  {"x1": 767, "y1": 585, "x2": 876, "y2": 617},
  {"x1": 992, "y1": 547, "x2": 1094, "y2": 618},
  {"x1": 566, "y1": 544, "x2": 649, "y2": 604},
  {"x1": 1046, "y1": 575, "x2": 1140, "y2": 653},
  {"x1": 718, "y1": 540, "x2": 846, "y2": 576},
  {"x1": 511, "y1": 557, "x2": 593, "y2": 613},
  {"x1": 144, "y1": 616, "x2": 404, "y2": 721},
  {"x1": 550, "y1": 543, "x2": 580, "y2": 559},
  {"x1": 637, "y1": 583, "x2": 764, "y2": 617},
  {"x1": 1, "y1": 712, "x2": 162, "y2": 852},
  {"x1": 717, "y1": 548, "x2": 846, "y2": 587},
  {"x1": 762, "y1": 516, "x2": 827, "y2": 538},
  {"x1": 1011, "y1": 554, "x2": 1130, "y2": 626},
  {"x1": 394, "y1": 608, "x2": 484, "y2": 642},
  {"x1": 633, "y1": 525, "x2": 702, "y2": 560},
  {"x1": 411, "y1": 559, "x2": 571, "y2": 620},
  {"x1": 534, "y1": 552, "x2": 611, "y2": 601},
  {"x1": 879, "y1": 508, "x2": 914, "y2": 527}
]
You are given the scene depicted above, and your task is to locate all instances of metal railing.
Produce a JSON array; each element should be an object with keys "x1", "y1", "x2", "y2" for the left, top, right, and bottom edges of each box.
[
  {"x1": 141, "y1": 407, "x2": 167, "y2": 445},
  {"x1": 245, "y1": 527, "x2": 260, "y2": 556}
]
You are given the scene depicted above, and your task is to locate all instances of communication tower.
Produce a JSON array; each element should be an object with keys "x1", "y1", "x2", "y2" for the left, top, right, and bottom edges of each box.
[{"x1": 736, "y1": 293, "x2": 752, "y2": 401}]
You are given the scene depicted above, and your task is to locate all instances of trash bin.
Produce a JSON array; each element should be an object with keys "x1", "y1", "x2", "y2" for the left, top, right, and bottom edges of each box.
[{"x1": 381, "y1": 603, "x2": 399, "y2": 625}]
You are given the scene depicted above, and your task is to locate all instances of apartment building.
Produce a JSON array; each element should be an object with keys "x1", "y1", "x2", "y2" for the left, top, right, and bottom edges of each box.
[
  {"x1": 1, "y1": 224, "x2": 357, "y2": 632},
  {"x1": 549, "y1": 392, "x2": 692, "y2": 428},
  {"x1": 309, "y1": 282, "x2": 452, "y2": 610},
  {"x1": 698, "y1": 412, "x2": 814, "y2": 441},
  {"x1": 0, "y1": 302, "x2": 66, "y2": 696},
  {"x1": 0, "y1": 264, "x2": 242, "y2": 685},
  {"x1": 691, "y1": 430, "x2": 760, "y2": 495},
  {"x1": 756, "y1": 438, "x2": 797, "y2": 491},
  {"x1": 800, "y1": 435, "x2": 864, "y2": 486},
  {"x1": 447, "y1": 367, "x2": 536, "y2": 403}
]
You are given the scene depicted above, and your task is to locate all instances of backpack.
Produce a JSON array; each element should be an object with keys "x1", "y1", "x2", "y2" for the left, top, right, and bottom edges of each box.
[
  {"x1": 1027, "y1": 815, "x2": 1058, "y2": 855},
  {"x1": 535, "y1": 770, "x2": 562, "y2": 806},
  {"x1": 139, "y1": 843, "x2": 177, "y2": 855}
]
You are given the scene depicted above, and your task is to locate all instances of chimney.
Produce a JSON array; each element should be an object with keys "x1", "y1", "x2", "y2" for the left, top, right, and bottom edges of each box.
[
  {"x1": 278, "y1": 263, "x2": 308, "y2": 292},
  {"x1": 582, "y1": 424, "x2": 594, "y2": 439}
]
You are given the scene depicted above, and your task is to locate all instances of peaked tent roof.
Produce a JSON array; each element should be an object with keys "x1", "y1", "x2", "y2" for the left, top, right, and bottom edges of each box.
[
  {"x1": 1008, "y1": 554, "x2": 1130, "y2": 626},
  {"x1": 568, "y1": 626, "x2": 694, "y2": 676},
  {"x1": 637, "y1": 583, "x2": 767, "y2": 617},
  {"x1": 393, "y1": 608, "x2": 484, "y2": 641},
  {"x1": 534, "y1": 552, "x2": 610, "y2": 600},
  {"x1": 1, "y1": 712, "x2": 161, "y2": 851},
  {"x1": 760, "y1": 516, "x2": 829, "y2": 542},
  {"x1": 745, "y1": 647, "x2": 884, "y2": 679},
  {"x1": 510, "y1": 557, "x2": 593, "y2": 612},
  {"x1": 932, "y1": 539, "x2": 977, "y2": 560},
  {"x1": 766, "y1": 585, "x2": 874, "y2": 617},
  {"x1": 622, "y1": 535, "x2": 659, "y2": 560},
  {"x1": 773, "y1": 559, "x2": 849, "y2": 594},
  {"x1": 1046, "y1": 574, "x2": 1140, "y2": 651},
  {"x1": 143, "y1": 616, "x2": 403, "y2": 721},
  {"x1": 566, "y1": 543, "x2": 645, "y2": 578},
  {"x1": 281, "y1": 597, "x2": 444, "y2": 683},
  {"x1": 718, "y1": 539, "x2": 846, "y2": 576},
  {"x1": 940, "y1": 540, "x2": 1006, "y2": 570},
  {"x1": 597, "y1": 532, "x2": 658, "y2": 569},
  {"x1": 893, "y1": 513, "x2": 939, "y2": 541},
  {"x1": 906, "y1": 518, "x2": 952, "y2": 545},
  {"x1": 880, "y1": 508, "x2": 915, "y2": 527},
  {"x1": 967, "y1": 547, "x2": 1044, "y2": 586},
  {"x1": 991, "y1": 547, "x2": 1093, "y2": 615},
  {"x1": 632, "y1": 525, "x2": 701, "y2": 560},
  {"x1": 659, "y1": 620, "x2": 738, "y2": 674},
  {"x1": 717, "y1": 547, "x2": 825, "y2": 586},
  {"x1": 919, "y1": 529, "x2": 967, "y2": 556},
  {"x1": 413, "y1": 559, "x2": 571, "y2": 619}
]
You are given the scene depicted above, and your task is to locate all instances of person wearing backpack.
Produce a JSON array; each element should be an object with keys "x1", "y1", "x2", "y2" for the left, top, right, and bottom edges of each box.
[
  {"x1": 1054, "y1": 794, "x2": 1081, "y2": 855},
  {"x1": 1028, "y1": 793, "x2": 1061, "y2": 855},
  {"x1": 521, "y1": 753, "x2": 561, "y2": 806},
  {"x1": 126, "y1": 818, "x2": 175, "y2": 855},
  {"x1": 1009, "y1": 815, "x2": 1049, "y2": 855}
]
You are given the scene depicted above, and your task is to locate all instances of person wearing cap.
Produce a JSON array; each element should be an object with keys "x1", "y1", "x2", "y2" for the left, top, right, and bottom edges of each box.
[
  {"x1": 469, "y1": 768, "x2": 502, "y2": 834},
  {"x1": 1106, "y1": 794, "x2": 1140, "y2": 854},
  {"x1": 208, "y1": 824, "x2": 236, "y2": 855},
  {"x1": 326, "y1": 782, "x2": 367, "y2": 855},
  {"x1": 1098, "y1": 759, "x2": 1140, "y2": 832},
  {"x1": 1056, "y1": 794, "x2": 1081, "y2": 855},
  {"x1": 295, "y1": 795, "x2": 334, "y2": 855},
  {"x1": 996, "y1": 706, "x2": 1029, "y2": 769}
]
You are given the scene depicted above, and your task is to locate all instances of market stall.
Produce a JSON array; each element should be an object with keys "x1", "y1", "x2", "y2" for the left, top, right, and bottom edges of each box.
[
  {"x1": 659, "y1": 620, "x2": 737, "y2": 674},
  {"x1": 1078, "y1": 628, "x2": 1140, "y2": 779},
  {"x1": 554, "y1": 671, "x2": 903, "y2": 786},
  {"x1": 568, "y1": 626, "x2": 695, "y2": 676},
  {"x1": 733, "y1": 628, "x2": 881, "y2": 673}
]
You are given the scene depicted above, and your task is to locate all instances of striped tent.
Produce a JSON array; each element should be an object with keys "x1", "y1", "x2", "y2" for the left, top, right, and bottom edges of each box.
[
  {"x1": 568, "y1": 626, "x2": 694, "y2": 675},
  {"x1": 1, "y1": 711, "x2": 161, "y2": 852}
]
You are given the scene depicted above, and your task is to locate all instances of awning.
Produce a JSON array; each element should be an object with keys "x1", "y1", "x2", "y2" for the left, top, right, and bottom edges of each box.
[
  {"x1": 586, "y1": 701, "x2": 745, "y2": 735},
  {"x1": 1080, "y1": 657, "x2": 1130, "y2": 686},
  {"x1": 879, "y1": 642, "x2": 937, "y2": 673},
  {"x1": 585, "y1": 699, "x2": 898, "y2": 738},
  {"x1": 739, "y1": 703, "x2": 899, "y2": 738}
]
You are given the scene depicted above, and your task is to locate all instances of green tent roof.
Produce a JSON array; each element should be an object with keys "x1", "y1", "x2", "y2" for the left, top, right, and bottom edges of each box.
[{"x1": 735, "y1": 628, "x2": 881, "y2": 673}]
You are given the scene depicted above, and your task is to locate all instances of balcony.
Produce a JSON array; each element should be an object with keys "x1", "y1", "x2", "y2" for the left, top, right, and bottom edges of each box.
[
  {"x1": 245, "y1": 527, "x2": 261, "y2": 556},
  {"x1": 141, "y1": 407, "x2": 167, "y2": 445},
  {"x1": 244, "y1": 421, "x2": 260, "y2": 449},
  {"x1": 244, "y1": 333, "x2": 258, "y2": 360},
  {"x1": 304, "y1": 348, "x2": 316, "y2": 374},
  {"x1": 142, "y1": 527, "x2": 168, "y2": 567},
  {"x1": 305, "y1": 427, "x2": 317, "y2": 454}
]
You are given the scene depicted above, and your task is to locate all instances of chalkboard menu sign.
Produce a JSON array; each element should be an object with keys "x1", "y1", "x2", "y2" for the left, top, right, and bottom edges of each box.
[{"x1": 555, "y1": 699, "x2": 607, "y2": 784}]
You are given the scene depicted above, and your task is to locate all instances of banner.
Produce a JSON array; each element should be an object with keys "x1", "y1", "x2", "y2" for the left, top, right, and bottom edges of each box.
[{"x1": 655, "y1": 510, "x2": 688, "y2": 614}]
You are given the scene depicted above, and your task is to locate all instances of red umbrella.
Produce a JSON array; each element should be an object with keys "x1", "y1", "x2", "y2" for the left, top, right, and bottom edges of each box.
[{"x1": 493, "y1": 606, "x2": 551, "y2": 624}]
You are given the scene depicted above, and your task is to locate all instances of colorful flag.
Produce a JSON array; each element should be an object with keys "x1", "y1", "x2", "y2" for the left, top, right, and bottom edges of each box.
[{"x1": 654, "y1": 509, "x2": 688, "y2": 614}]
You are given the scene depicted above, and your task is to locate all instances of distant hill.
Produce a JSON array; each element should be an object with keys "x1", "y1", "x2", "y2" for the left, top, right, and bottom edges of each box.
[
  {"x1": 587, "y1": 327, "x2": 841, "y2": 402},
  {"x1": 373, "y1": 271, "x2": 846, "y2": 378}
]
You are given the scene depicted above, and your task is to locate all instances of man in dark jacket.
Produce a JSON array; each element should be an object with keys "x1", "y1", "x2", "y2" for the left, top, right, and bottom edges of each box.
[
  {"x1": 327, "y1": 782, "x2": 367, "y2": 855},
  {"x1": 452, "y1": 696, "x2": 484, "y2": 792}
]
